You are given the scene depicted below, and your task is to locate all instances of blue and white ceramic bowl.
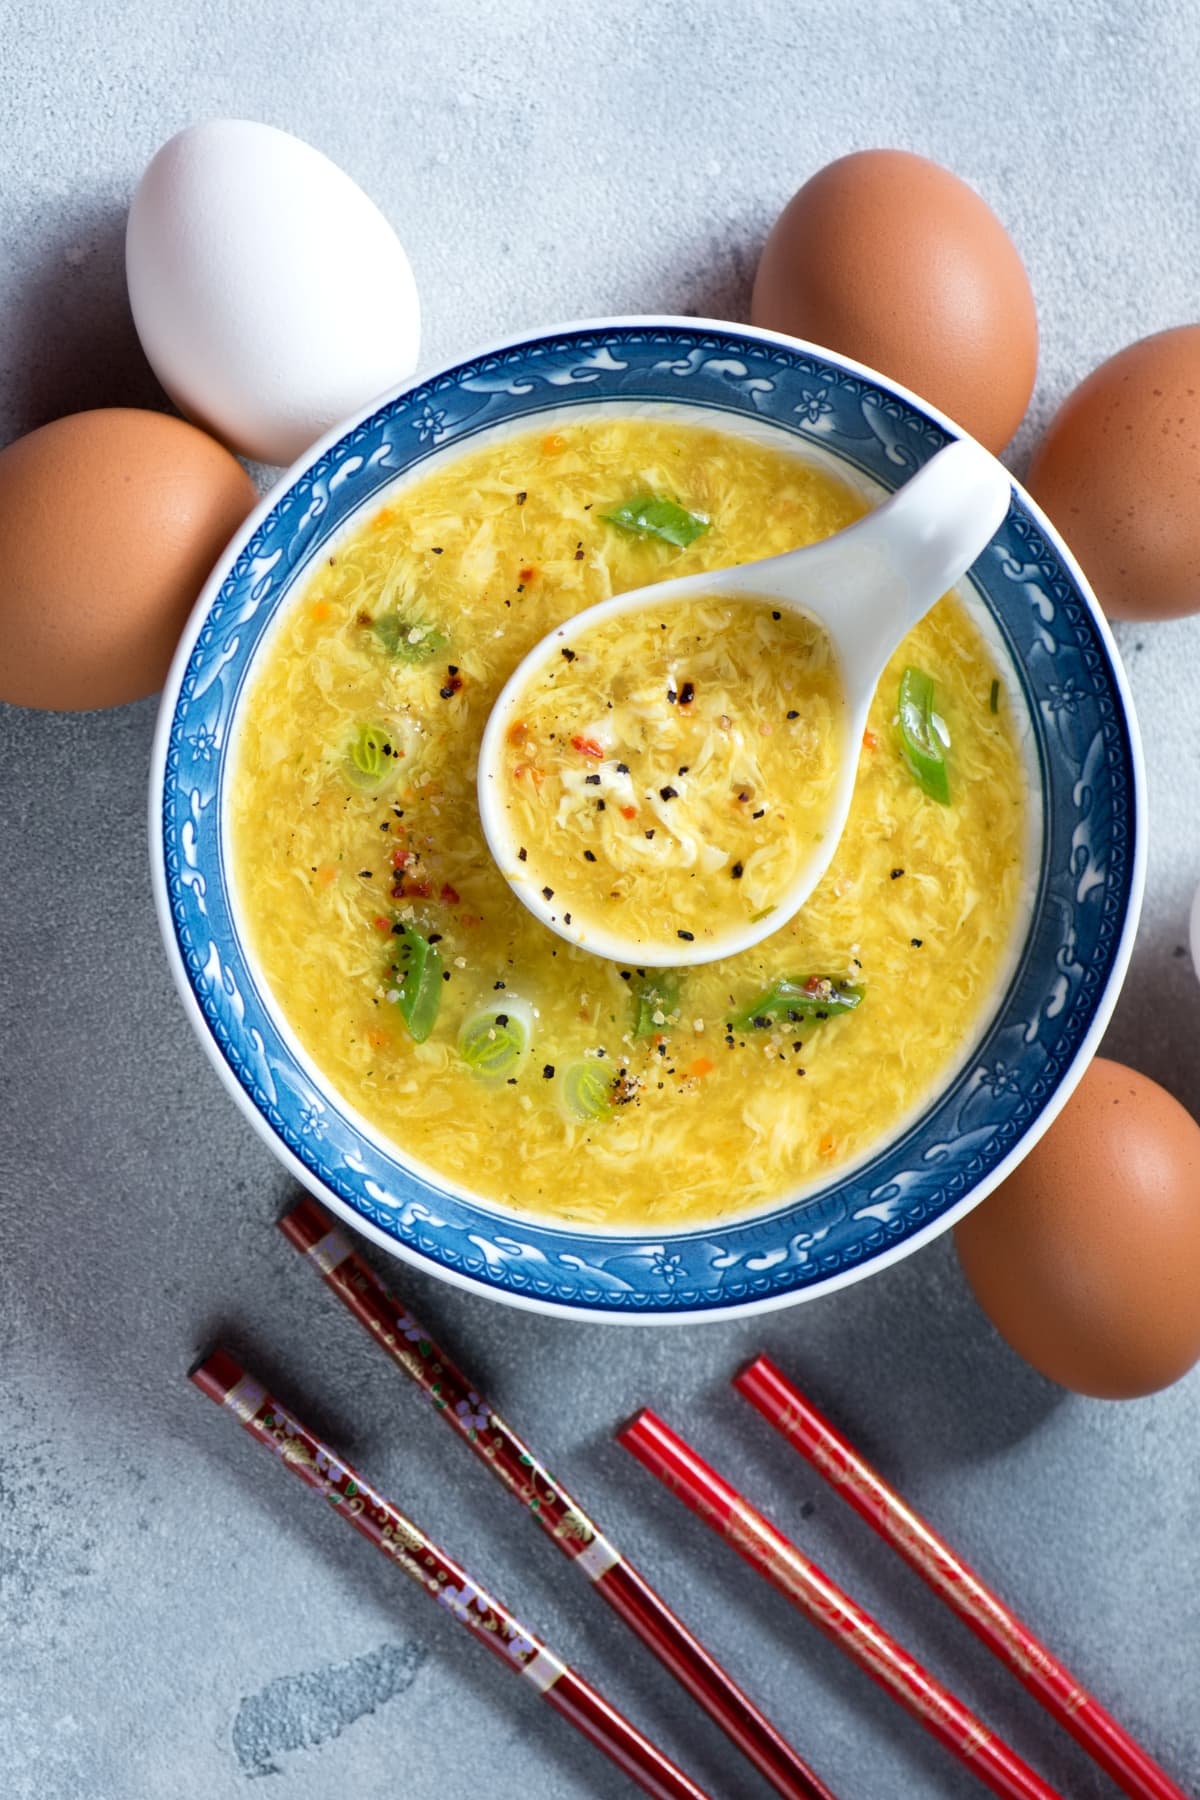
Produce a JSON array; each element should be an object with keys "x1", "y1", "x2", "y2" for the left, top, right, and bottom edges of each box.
[{"x1": 150, "y1": 318, "x2": 1145, "y2": 1322}]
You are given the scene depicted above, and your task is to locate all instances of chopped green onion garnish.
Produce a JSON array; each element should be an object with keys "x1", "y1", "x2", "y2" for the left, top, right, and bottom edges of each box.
[
  {"x1": 561, "y1": 1060, "x2": 613, "y2": 1121},
  {"x1": 989, "y1": 678, "x2": 1000, "y2": 714},
  {"x1": 373, "y1": 614, "x2": 448, "y2": 663},
  {"x1": 458, "y1": 998, "x2": 533, "y2": 1084},
  {"x1": 346, "y1": 724, "x2": 392, "y2": 791},
  {"x1": 386, "y1": 925, "x2": 443, "y2": 1043},
  {"x1": 897, "y1": 666, "x2": 951, "y2": 805},
  {"x1": 730, "y1": 975, "x2": 863, "y2": 1032},
  {"x1": 632, "y1": 971, "x2": 682, "y2": 1038},
  {"x1": 602, "y1": 495, "x2": 710, "y2": 548}
]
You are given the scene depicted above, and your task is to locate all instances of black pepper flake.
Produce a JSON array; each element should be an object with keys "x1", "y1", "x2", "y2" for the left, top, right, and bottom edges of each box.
[
  {"x1": 677, "y1": 765, "x2": 689, "y2": 776},
  {"x1": 596, "y1": 798, "x2": 606, "y2": 810},
  {"x1": 752, "y1": 808, "x2": 765, "y2": 819},
  {"x1": 542, "y1": 887, "x2": 554, "y2": 900},
  {"x1": 657, "y1": 1043, "x2": 667, "y2": 1055},
  {"x1": 506, "y1": 1078, "x2": 518, "y2": 1085},
  {"x1": 493, "y1": 980, "x2": 506, "y2": 990},
  {"x1": 564, "y1": 912, "x2": 572, "y2": 924},
  {"x1": 620, "y1": 970, "x2": 632, "y2": 982},
  {"x1": 585, "y1": 773, "x2": 601, "y2": 786},
  {"x1": 543, "y1": 1064, "x2": 555, "y2": 1079},
  {"x1": 516, "y1": 491, "x2": 527, "y2": 505},
  {"x1": 392, "y1": 808, "x2": 404, "y2": 819},
  {"x1": 677, "y1": 929, "x2": 694, "y2": 941},
  {"x1": 616, "y1": 762, "x2": 630, "y2": 775},
  {"x1": 730, "y1": 861, "x2": 743, "y2": 879},
  {"x1": 679, "y1": 681, "x2": 695, "y2": 705},
  {"x1": 659, "y1": 785, "x2": 678, "y2": 801},
  {"x1": 786, "y1": 710, "x2": 800, "y2": 720},
  {"x1": 379, "y1": 820, "x2": 391, "y2": 831},
  {"x1": 584, "y1": 502, "x2": 593, "y2": 510},
  {"x1": 667, "y1": 689, "x2": 678, "y2": 704},
  {"x1": 725, "y1": 1034, "x2": 735, "y2": 1048},
  {"x1": 447, "y1": 664, "x2": 459, "y2": 676},
  {"x1": 891, "y1": 868, "x2": 905, "y2": 880},
  {"x1": 574, "y1": 548, "x2": 585, "y2": 561},
  {"x1": 390, "y1": 921, "x2": 404, "y2": 934},
  {"x1": 561, "y1": 647, "x2": 576, "y2": 661},
  {"x1": 911, "y1": 937, "x2": 924, "y2": 948},
  {"x1": 431, "y1": 546, "x2": 443, "y2": 555},
  {"x1": 358, "y1": 869, "x2": 373, "y2": 879},
  {"x1": 439, "y1": 685, "x2": 455, "y2": 700},
  {"x1": 796, "y1": 1067, "x2": 806, "y2": 1077},
  {"x1": 645, "y1": 829, "x2": 656, "y2": 840},
  {"x1": 441, "y1": 970, "x2": 451, "y2": 981},
  {"x1": 428, "y1": 933, "x2": 443, "y2": 944},
  {"x1": 772, "y1": 610, "x2": 781, "y2": 620},
  {"x1": 518, "y1": 847, "x2": 527, "y2": 862},
  {"x1": 792, "y1": 1040, "x2": 803, "y2": 1052},
  {"x1": 495, "y1": 1013, "x2": 509, "y2": 1026},
  {"x1": 583, "y1": 849, "x2": 597, "y2": 862}
]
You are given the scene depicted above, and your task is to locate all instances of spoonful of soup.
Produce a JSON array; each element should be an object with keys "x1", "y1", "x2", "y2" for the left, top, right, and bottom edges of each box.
[{"x1": 476, "y1": 437, "x2": 1011, "y2": 967}]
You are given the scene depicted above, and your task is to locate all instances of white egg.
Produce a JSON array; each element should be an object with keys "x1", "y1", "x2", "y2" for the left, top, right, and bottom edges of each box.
[{"x1": 126, "y1": 120, "x2": 420, "y2": 466}]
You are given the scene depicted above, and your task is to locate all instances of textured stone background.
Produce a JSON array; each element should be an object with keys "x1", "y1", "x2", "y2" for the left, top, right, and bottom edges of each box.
[{"x1": 1, "y1": 3, "x2": 1198, "y2": 1797}]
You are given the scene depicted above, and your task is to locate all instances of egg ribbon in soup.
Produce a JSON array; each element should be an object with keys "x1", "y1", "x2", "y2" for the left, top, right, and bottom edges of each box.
[
  {"x1": 494, "y1": 596, "x2": 846, "y2": 953},
  {"x1": 231, "y1": 418, "x2": 1028, "y2": 1227}
]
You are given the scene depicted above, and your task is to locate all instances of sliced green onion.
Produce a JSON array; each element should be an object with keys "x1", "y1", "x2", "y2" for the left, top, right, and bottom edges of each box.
[
  {"x1": 730, "y1": 975, "x2": 863, "y2": 1032},
  {"x1": 458, "y1": 997, "x2": 534, "y2": 1084},
  {"x1": 386, "y1": 925, "x2": 443, "y2": 1043},
  {"x1": 346, "y1": 723, "x2": 392, "y2": 791},
  {"x1": 373, "y1": 614, "x2": 448, "y2": 663},
  {"x1": 632, "y1": 971, "x2": 682, "y2": 1038},
  {"x1": 989, "y1": 678, "x2": 1000, "y2": 714},
  {"x1": 897, "y1": 666, "x2": 951, "y2": 805},
  {"x1": 561, "y1": 1060, "x2": 613, "y2": 1121},
  {"x1": 602, "y1": 495, "x2": 710, "y2": 548}
]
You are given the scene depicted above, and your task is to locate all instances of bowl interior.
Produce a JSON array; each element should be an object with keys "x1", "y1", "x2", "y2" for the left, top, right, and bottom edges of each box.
[{"x1": 153, "y1": 321, "x2": 1142, "y2": 1320}]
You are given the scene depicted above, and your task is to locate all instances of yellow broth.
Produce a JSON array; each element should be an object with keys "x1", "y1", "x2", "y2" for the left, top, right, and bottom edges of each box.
[
  {"x1": 494, "y1": 597, "x2": 845, "y2": 950},
  {"x1": 230, "y1": 417, "x2": 1028, "y2": 1227}
]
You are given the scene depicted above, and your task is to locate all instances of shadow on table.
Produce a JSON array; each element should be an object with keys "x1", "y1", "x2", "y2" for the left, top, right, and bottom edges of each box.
[{"x1": 5, "y1": 198, "x2": 168, "y2": 439}]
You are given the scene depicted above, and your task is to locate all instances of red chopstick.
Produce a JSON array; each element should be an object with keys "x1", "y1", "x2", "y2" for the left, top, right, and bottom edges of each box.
[
  {"x1": 279, "y1": 1196, "x2": 836, "y2": 1800},
  {"x1": 735, "y1": 1355, "x2": 1190, "y2": 1800},
  {"x1": 618, "y1": 1408, "x2": 1065, "y2": 1800},
  {"x1": 191, "y1": 1348, "x2": 711, "y2": 1800}
]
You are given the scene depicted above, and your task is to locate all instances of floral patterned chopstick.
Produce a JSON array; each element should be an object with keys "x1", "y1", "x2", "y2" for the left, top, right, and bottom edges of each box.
[
  {"x1": 279, "y1": 1196, "x2": 837, "y2": 1800},
  {"x1": 735, "y1": 1355, "x2": 1191, "y2": 1800},
  {"x1": 191, "y1": 1348, "x2": 710, "y2": 1800},
  {"x1": 618, "y1": 1408, "x2": 1065, "y2": 1800}
]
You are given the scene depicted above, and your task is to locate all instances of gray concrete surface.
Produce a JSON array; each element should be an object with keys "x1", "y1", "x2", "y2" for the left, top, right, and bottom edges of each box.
[{"x1": 2, "y1": 3, "x2": 1198, "y2": 1796}]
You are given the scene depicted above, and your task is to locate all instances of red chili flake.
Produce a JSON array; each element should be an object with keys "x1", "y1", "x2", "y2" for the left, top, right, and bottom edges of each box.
[
  {"x1": 620, "y1": 804, "x2": 637, "y2": 820},
  {"x1": 679, "y1": 680, "x2": 695, "y2": 705},
  {"x1": 571, "y1": 735, "x2": 605, "y2": 759},
  {"x1": 372, "y1": 916, "x2": 391, "y2": 932},
  {"x1": 519, "y1": 565, "x2": 536, "y2": 583},
  {"x1": 390, "y1": 847, "x2": 411, "y2": 869},
  {"x1": 440, "y1": 883, "x2": 461, "y2": 905},
  {"x1": 863, "y1": 728, "x2": 879, "y2": 750}
]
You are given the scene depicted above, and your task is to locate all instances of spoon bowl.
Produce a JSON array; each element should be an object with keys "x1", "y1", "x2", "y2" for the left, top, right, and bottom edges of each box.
[{"x1": 478, "y1": 437, "x2": 1013, "y2": 966}]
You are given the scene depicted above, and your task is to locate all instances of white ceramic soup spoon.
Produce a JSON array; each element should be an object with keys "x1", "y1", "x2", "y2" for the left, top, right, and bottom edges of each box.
[{"x1": 477, "y1": 436, "x2": 1012, "y2": 968}]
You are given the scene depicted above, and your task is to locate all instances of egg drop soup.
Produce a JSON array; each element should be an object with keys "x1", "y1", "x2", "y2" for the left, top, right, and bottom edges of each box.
[{"x1": 231, "y1": 417, "x2": 1029, "y2": 1228}]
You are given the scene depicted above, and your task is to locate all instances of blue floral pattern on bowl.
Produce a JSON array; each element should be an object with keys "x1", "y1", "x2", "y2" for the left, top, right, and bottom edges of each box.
[{"x1": 153, "y1": 321, "x2": 1142, "y2": 1319}]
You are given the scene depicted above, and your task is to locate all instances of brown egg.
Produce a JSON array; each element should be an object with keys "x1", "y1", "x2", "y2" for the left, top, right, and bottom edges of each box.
[
  {"x1": 0, "y1": 408, "x2": 258, "y2": 710},
  {"x1": 751, "y1": 149, "x2": 1038, "y2": 454},
  {"x1": 954, "y1": 1058, "x2": 1200, "y2": 1398},
  {"x1": 1026, "y1": 326, "x2": 1200, "y2": 619}
]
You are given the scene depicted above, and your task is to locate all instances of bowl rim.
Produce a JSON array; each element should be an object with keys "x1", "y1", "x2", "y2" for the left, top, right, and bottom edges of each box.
[{"x1": 149, "y1": 312, "x2": 1147, "y2": 1323}]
